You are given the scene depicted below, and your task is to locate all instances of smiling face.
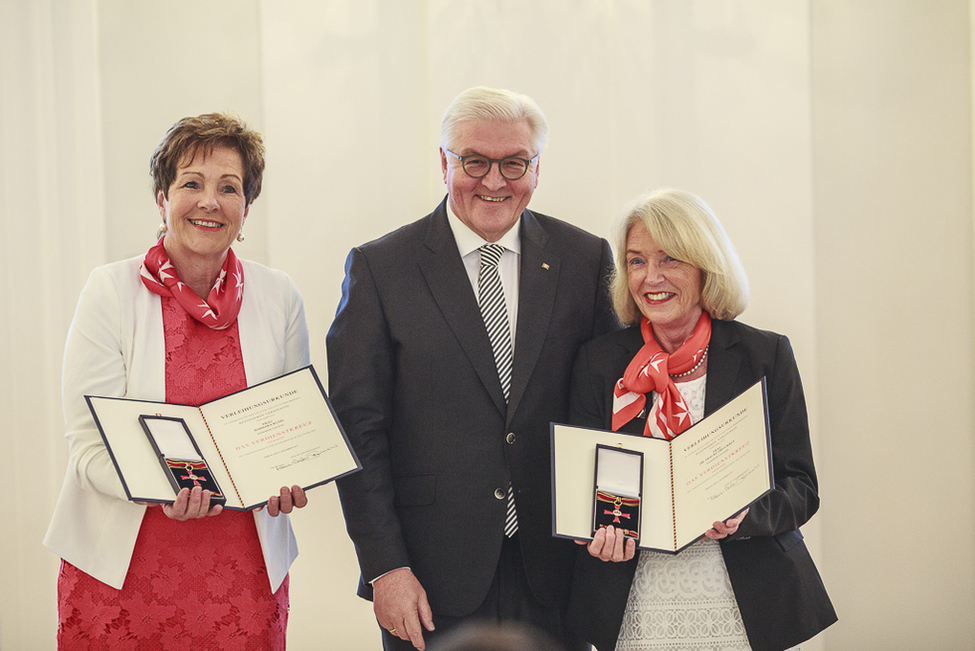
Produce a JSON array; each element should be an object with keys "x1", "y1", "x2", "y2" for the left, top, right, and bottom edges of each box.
[
  {"x1": 625, "y1": 221, "x2": 704, "y2": 349},
  {"x1": 157, "y1": 144, "x2": 249, "y2": 272},
  {"x1": 441, "y1": 119, "x2": 539, "y2": 242}
]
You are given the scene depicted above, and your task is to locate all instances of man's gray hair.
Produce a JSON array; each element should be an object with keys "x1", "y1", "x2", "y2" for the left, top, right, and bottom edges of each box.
[{"x1": 441, "y1": 86, "x2": 548, "y2": 156}]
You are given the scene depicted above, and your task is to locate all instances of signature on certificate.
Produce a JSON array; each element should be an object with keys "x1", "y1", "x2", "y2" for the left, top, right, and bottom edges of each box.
[{"x1": 272, "y1": 444, "x2": 338, "y2": 471}]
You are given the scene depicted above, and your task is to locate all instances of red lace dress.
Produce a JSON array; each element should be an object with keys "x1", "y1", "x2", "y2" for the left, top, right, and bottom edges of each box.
[{"x1": 57, "y1": 297, "x2": 289, "y2": 650}]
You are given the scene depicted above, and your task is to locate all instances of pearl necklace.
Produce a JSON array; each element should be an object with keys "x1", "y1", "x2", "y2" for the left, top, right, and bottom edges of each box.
[{"x1": 670, "y1": 345, "x2": 709, "y2": 378}]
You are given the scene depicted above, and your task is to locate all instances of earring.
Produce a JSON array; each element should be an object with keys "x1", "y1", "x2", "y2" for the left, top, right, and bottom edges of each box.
[
  {"x1": 158, "y1": 222, "x2": 168, "y2": 233},
  {"x1": 236, "y1": 231, "x2": 245, "y2": 242}
]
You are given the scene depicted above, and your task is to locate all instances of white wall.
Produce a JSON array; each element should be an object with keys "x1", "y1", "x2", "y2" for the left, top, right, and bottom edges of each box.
[
  {"x1": 2, "y1": 1, "x2": 972, "y2": 649},
  {"x1": 812, "y1": 1, "x2": 975, "y2": 648},
  {"x1": 97, "y1": 1, "x2": 268, "y2": 266},
  {"x1": 1, "y1": 1, "x2": 106, "y2": 648}
]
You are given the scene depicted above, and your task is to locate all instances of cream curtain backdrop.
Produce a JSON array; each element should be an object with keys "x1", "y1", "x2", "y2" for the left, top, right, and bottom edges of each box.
[{"x1": 2, "y1": 0, "x2": 973, "y2": 649}]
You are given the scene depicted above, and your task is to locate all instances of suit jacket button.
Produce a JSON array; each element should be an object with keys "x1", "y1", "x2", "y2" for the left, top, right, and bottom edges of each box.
[
  {"x1": 494, "y1": 488, "x2": 505, "y2": 500},
  {"x1": 506, "y1": 432, "x2": 516, "y2": 444}
]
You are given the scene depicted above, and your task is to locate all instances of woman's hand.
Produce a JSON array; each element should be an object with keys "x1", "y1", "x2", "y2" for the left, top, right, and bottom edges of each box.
[
  {"x1": 161, "y1": 486, "x2": 223, "y2": 520},
  {"x1": 576, "y1": 525, "x2": 637, "y2": 562},
  {"x1": 264, "y1": 485, "x2": 308, "y2": 517},
  {"x1": 704, "y1": 507, "x2": 749, "y2": 540}
]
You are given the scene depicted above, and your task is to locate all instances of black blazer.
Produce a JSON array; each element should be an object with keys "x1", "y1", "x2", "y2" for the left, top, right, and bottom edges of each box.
[
  {"x1": 327, "y1": 198, "x2": 618, "y2": 616},
  {"x1": 566, "y1": 320, "x2": 837, "y2": 651}
]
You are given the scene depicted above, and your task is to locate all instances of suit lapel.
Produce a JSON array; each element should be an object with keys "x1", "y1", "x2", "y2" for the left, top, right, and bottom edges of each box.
[
  {"x1": 703, "y1": 319, "x2": 742, "y2": 417},
  {"x1": 418, "y1": 201, "x2": 507, "y2": 413},
  {"x1": 613, "y1": 328, "x2": 646, "y2": 433},
  {"x1": 507, "y1": 211, "x2": 557, "y2": 423},
  {"x1": 616, "y1": 327, "x2": 645, "y2": 365}
]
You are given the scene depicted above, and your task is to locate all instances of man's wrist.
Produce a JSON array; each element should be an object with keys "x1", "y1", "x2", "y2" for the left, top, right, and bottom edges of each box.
[{"x1": 371, "y1": 566, "x2": 410, "y2": 585}]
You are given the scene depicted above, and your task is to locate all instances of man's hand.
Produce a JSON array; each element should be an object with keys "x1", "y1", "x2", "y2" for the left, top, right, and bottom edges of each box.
[{"x1": 373, "y1": 568, "x2": 435, "y2": 650}]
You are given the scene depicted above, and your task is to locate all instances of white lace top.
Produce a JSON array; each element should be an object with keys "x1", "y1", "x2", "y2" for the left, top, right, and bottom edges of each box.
[{"x1": 615, "y1": 376, "x2": 801, "y2": 651}]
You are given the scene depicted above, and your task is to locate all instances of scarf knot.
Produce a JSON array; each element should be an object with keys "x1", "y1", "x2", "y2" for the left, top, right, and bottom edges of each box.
[
  {"x1": 612, "y1": 312, "x2": 711, "y2": 439},
  {"x1": 140, "y1": 237, "x2": 243, "y2": 330}
]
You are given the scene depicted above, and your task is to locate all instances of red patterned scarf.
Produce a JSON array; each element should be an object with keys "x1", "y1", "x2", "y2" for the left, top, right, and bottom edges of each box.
[
  {"x1": 140, "y1": 237, "x2": 243, "y2": 330},
  {"x1": 612, "y1": 312, "x2": 711, "y2": 439}
]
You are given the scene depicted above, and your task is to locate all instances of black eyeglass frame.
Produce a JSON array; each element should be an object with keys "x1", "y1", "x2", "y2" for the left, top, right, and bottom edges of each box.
[{"x1": 444, "y1": 148, "x2": 539, "y2": 180}]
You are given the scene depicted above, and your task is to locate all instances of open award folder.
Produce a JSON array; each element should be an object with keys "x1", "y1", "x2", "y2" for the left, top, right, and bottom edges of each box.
[
  {"x1": 87, "y1": 365, "x2": 361, "y2": 511},
  {"x1": 551, "y1": 378, "x2": 773, "y2": 553}
]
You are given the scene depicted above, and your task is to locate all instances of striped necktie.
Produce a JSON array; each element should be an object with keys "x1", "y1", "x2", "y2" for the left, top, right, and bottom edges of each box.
[{"x1": 477, "y1": 243, "x2": 517, "y2": 537}]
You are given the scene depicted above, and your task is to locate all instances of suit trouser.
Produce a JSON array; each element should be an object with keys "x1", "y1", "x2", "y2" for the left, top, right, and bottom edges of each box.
[{"x1": 380, "y1": 534, "x2": 585, "y2": 651}]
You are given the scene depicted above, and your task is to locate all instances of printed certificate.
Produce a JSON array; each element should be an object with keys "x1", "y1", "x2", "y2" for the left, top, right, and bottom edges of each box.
[
  {"x1": 552, "y1": 378, "x2": 773, "y2": 553},
  {"x1": 87, "y1": 365, "x2": 360, "y2": 510}
]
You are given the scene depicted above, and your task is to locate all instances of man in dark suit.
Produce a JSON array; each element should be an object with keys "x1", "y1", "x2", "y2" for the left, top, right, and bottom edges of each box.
[{"x1": 327, "y1": 86, "x2": 618, "y2": 651}]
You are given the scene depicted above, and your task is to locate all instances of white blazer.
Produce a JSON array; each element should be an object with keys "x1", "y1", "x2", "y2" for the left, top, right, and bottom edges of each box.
[{"x1": 44, "y1": 255, "x2": 309, "y2": 591}]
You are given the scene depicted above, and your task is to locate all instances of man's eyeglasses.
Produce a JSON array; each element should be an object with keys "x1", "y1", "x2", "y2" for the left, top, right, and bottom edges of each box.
[{"x1": 444, "y1": 149, "x2": 538, "y2": 180}]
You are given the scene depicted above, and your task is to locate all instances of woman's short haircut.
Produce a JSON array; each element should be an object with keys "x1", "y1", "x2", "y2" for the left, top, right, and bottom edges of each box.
[
  {"x1": 440, "y1": 86, "x2": 549, "y2": 156},
  {"x1": 150, "y1": 112, "x2": 265, "y2": 205},
  {"x1": 610, "y1": 188, "x2": 749, "y2": 325}
]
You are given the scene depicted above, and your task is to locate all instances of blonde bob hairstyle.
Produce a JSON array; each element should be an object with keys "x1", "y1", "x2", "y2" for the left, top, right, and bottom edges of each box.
[
  {"x1": 440, "y1": 86, "x2": 549, "y2": 156},
  {"x1": 610, "y1": 188, "x2": 749, "y2": 326}
]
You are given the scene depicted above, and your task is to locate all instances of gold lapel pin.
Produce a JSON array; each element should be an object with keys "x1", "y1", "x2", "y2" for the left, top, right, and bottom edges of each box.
[{"x1": 541, "y1": 263, "x2": 550, "y2": 270}]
